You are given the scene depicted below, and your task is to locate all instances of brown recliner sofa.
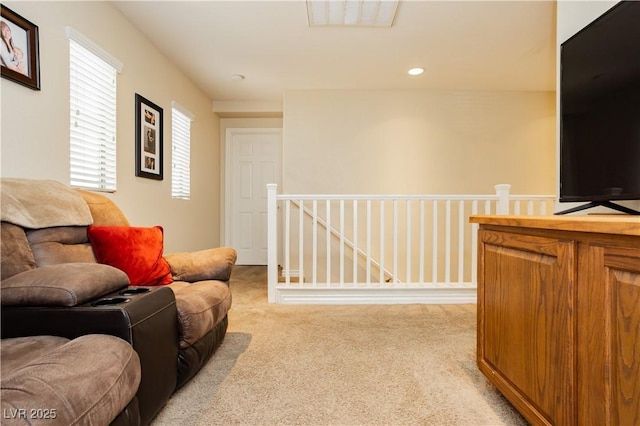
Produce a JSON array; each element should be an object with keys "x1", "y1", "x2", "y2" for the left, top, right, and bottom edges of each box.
[{"x1": 0, "y1": 178, "x2": 236, "y2": 425}]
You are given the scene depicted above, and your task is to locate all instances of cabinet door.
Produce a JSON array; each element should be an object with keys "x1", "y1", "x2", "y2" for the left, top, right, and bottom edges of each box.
[
  {"x1": 477, "y1": 229, "x2": 575, "y2": 426},
  {"x1": 578, "y1": 243, "x2": 640, "y2": 425}
]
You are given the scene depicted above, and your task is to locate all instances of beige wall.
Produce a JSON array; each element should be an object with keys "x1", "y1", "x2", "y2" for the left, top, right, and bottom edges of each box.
[
  {"x1": 281, "y1": 89, "x2": 555, "y2": 283},
  {"x1": 283, "y1": 89, "x2": 556, "y2": 196},
  {"x1": 0, "y1": 1, "x2": 221, "y2": 253}
]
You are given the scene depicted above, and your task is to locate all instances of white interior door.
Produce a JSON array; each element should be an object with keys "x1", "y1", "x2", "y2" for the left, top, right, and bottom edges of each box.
[{"x1": 227, "y1": 128, "x2": 282, "y2": 265}]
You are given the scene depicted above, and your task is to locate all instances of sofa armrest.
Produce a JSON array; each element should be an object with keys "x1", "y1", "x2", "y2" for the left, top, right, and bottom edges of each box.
[
  {"x1": 164, "y1": 247, "x2": 237, "y2": 282},
  {"x1": 1, "y1": 263, "x2": 129, "y2": 307}
]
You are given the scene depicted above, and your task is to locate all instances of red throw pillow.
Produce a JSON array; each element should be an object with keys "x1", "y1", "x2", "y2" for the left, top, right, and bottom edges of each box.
[{"x1": 87, "y1": 225, "x2": 173, "y2": 286}]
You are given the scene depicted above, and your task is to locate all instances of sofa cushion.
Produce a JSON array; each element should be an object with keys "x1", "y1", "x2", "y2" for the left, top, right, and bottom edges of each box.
[
  {"x1": 165, "y1": 247, "x2": 237, "y2": 282},
  {"x1": 27, "y1": 226, "x2": 96, "y2": 267},
  {"x1": 88, "y1": 225, "x2": 173, "y2": 286},
  {"x1": 1, "y1": 263, "x2": 129, "y2": 307},
  {"x1": 168, "y1": 280, "x2": 232, "y2": 348},
  {"x1": 0, "y1": 335, "x2": 69, "y2": 377},
  {"x1": 1, "y1": 222, "x2": 36, "y2": 280},
  {"x1": 1, "y1": 334, "x2": 141, "y2": 426}
]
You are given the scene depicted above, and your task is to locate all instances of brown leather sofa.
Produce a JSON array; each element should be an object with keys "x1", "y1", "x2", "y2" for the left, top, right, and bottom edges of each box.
[{"x1": 0, "y1": 178, "x2": 236, "y2": 425}]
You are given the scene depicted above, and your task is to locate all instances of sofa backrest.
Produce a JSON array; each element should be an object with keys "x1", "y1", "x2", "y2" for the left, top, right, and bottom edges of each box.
[
  {"x1": 1, "y1": 222, "x2": 36, "y2": 280},
  {"x1": 1, "y1": 221, "x2": 97, "y2": 281},
  {"x1": 1, "y1": 179, "x2": 131, "y2": 280},
  {"x1": 27, "y1": 226, "x2": 96, "y2": 267},
  {"x1": 76, "y1": 189, "x2": 130, "y2": 227}
]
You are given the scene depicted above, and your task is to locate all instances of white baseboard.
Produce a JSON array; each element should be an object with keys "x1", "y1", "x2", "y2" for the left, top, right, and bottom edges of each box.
[{"x1": 272, "y1": 286, "x2": 477, "y2": 305}]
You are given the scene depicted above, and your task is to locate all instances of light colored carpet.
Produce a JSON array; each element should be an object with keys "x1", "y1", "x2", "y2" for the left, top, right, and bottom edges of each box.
[{"x1": 151, "y1": 266, "x2": 527, "y2": 426}]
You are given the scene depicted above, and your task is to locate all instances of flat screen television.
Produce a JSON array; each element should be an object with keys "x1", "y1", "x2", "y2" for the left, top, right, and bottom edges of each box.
[{"x1": 558, "y1": 0, "x2": 640, "y2": 215}]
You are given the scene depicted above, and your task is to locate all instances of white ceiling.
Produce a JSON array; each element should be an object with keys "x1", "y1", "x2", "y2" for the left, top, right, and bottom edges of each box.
[{"x1": 113, "y1": 1, "x2": 557, "y2": 103}]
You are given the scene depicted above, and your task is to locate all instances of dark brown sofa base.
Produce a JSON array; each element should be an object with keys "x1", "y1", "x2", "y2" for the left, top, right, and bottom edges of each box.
[
  {"x1": 177, "y1": 315, "x2": 228, "y2": 389},
  {"x1": 110, "y1": 397, "x2": 141, "y2": 426}
]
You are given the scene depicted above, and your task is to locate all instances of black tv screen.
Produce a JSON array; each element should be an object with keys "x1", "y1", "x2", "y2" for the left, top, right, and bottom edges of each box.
[{"x1": 560, "y1": 1, "x2": 640, "y2": 205}]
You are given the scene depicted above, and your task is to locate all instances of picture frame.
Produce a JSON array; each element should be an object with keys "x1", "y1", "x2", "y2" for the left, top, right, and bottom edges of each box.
[
  {"x1": 0, "y1": 5, "x2": 40, "y2": 90},
  {"x1": 135, "y1": 94, "x2": 163, "y2": 180}
]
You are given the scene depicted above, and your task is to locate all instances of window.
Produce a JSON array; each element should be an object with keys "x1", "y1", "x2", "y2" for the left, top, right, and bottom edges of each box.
[
  {"x1": 171, "y1": 102, "x2": 194, "y2": 200},
  {"x1": 67, "y1": 27, "x2": 123, "y2": 191}
]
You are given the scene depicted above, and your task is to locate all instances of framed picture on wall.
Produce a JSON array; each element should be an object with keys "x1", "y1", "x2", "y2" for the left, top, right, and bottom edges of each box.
[
  {"x1": 135, "y1": 93, "x2": 163, "y2": 180},
  {"x1": 0, "y1": 5, "x2": 40, "y2": 90}
]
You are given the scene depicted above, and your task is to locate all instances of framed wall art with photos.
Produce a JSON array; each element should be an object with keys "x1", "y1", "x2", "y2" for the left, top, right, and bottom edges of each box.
[
  {"x1": 135, "y1": 94, "x2": 163, "y2": 180},
  {"x1": 0, "y1": 5, "x2": 40, "y2": 90}
]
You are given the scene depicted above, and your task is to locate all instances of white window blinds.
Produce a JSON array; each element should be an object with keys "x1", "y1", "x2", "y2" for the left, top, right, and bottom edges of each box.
[
  {"x1": 68, "y1": 28, "x2": 122, "y2": 192},
  {"x1": 171, "y1": 102, "x2": 194, "y2": 200}
]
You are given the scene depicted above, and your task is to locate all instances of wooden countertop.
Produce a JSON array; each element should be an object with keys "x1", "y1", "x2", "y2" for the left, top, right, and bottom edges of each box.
[{"x1": 470, "y1": 215, "x2": 640, "y2": 237}]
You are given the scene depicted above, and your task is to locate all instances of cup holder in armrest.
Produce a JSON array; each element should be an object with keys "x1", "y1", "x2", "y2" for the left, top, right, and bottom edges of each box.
[
  {"x1": 91, "y1": 297, "x2": 130, "y2": 306},
  {"x1": 119, "y1": 287, "x2": 151, "y2": 296}
]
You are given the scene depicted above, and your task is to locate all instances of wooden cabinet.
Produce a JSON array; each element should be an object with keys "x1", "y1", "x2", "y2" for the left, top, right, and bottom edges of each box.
[{"x1": 471, "y1": 216, "x2": 640, "y2": 426}]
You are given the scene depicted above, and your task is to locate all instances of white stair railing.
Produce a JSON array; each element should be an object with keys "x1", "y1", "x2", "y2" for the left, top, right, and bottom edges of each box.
[{"x1": 267, "y1": 184, "x2": 555, "y2": 304}]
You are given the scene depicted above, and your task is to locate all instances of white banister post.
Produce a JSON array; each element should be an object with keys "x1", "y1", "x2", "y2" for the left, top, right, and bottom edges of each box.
[
  {"x1": 267, "y1": 184, "x2": 278, "y2": 303},
  {"x1": 495, "y1": 184, "x2": 511, "y2": 215}
]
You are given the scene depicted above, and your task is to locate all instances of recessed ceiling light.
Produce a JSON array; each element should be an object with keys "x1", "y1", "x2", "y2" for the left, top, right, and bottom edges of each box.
[{"x1": 408, "y1": 68, "x2": 424, "y2": 76}]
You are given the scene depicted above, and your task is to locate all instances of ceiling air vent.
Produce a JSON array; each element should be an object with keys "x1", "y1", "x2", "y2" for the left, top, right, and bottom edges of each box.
[{"x1": 306, "y1": 0, "x2": 399, "y2": 27}]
